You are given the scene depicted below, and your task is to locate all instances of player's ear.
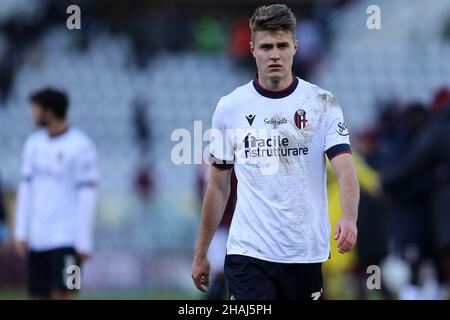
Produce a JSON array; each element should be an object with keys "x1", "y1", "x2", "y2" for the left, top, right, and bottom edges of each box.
[
  {"x1": 42, "y1": 109, "x2": 51, "y2": 122},
  {"x1": 250, "y1": 41, "x2": 256, "y2": 58},
  {"x1": 293, "y1": 39, "x2": 299, "y2": 54}
]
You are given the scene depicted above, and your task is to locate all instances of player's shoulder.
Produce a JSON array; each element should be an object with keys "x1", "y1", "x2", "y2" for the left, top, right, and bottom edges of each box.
[
  {"x1": 298, "y1": 78, "x2": 334, "y2": 98},
  {"x1": 216, "y1": 80, "x2": 254, "y2": 110},
  {"x1": 68, "y1": 127, "x2": 96, "y2": 149},
  {"x1": 298, "y1": 78, "x2": 339, "y2": 107}
]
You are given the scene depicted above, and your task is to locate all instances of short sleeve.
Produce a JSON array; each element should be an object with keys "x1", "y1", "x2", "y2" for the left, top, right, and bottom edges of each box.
[
  {"x1": 74, "y1": 141, "x2": 98, "y2": 187},
  {"x1": 209, "y1": 98, "x2": 234, "y2": 168},
  {"x1": 323, "y1": 93, "x2": 352, "y2": 160},
  {"x1": 21, "y1": 138, "x2": 34, "y2": 182}
]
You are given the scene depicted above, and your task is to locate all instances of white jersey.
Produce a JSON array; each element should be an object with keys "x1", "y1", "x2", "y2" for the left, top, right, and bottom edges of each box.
[
  {"x1": 15, "y1": 127, "x2": 98, "y2": 252},
  {"x1": 210, "y1": 76, "x2": 351, "y2": 263}
]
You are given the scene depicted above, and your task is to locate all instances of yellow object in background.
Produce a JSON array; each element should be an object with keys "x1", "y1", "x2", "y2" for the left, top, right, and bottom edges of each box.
[{"x1": 323, "y1": 151, "x2": 380, "y2": 298}]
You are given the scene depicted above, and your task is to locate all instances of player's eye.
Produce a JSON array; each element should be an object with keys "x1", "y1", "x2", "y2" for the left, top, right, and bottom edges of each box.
[{"x1": 260, "y1": 44, "x2": 272, "y2": 50}]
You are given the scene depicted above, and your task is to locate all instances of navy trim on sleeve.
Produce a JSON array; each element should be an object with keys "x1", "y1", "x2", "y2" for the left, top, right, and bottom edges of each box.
[
  {"x1": 22, "y1": 176, "x2": 32, "y2": 183},
  {"x1": 76, "y1": 181, "x2": 98, "y2": 189},
  {"x1": 325, "y1": 144, "x2": 352, "y2": 161},
  {"x1": 209, "y1": 154, "x2": 234, "y2": 170}
]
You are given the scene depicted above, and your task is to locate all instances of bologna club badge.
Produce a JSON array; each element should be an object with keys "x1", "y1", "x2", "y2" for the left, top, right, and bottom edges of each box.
[{"x1": 294, "y1": 109, "x2": 308, "y2": 129}]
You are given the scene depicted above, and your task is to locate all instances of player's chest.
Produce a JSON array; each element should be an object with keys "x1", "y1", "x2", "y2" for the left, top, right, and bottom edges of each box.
[
  {"x1": 31, "y1": 143, "x2": 77, "y2": 177},
  {"x1": 230, "y1": 98, "x2": 326, "y2": 144}
]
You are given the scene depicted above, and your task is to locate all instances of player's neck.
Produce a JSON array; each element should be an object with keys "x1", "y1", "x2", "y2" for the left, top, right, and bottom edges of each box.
[
  {"x1": 258, "y1": 73, "x2": 294, "y2": 92},
  {"x1": 46, "y1": 120, "x2": 69, "y2": 138}
]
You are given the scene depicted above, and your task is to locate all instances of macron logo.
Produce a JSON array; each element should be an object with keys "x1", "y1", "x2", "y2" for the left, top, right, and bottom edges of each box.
[{"x1": 246, "y1": 114, "x2": 256, "y2": 126}]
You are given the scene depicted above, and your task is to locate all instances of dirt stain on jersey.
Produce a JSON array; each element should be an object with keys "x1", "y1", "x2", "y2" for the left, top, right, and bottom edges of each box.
[
  {"x1": 318, "y1": 92, "x2": 338, "y2": 108},
  {"x1": 294, "y1": 91, "x2": 339, "y2": 144},
  {"x1": 275, "y1": 129, "x2": 301, "y2": 176}
]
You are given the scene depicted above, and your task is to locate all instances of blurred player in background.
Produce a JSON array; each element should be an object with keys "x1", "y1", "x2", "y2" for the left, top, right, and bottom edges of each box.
[
  {"x1": 14, "y1": 88, "x2": 98, "y2": 300},
  {"x1": 206, "y1": 169, "x2": 237, "y2": 300},
  {"x1": 0, "y1": 177, "x2": 7, "y2": 243},
  {"x1": 192, "y1": 4, "x2": 359, "y2": 300}
]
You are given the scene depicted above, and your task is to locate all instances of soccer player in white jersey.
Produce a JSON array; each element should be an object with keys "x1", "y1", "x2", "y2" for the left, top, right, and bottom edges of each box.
[
  {"x1": 14, "y1": 88, "x2": 98, "y2": 299},
  {"x1": 192, "y1": 4, "x2": 359, "y2": 300}
]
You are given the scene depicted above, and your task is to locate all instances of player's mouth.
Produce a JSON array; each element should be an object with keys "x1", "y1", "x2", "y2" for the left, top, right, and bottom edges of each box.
[{"x1": 268, "y1": 64, "x2": 282, "y2": 70}]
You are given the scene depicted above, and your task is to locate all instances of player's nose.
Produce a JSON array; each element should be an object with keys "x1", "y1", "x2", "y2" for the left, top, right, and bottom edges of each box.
[{"x1": 269, "y1": 52, "x2": 281, "y2": 61}]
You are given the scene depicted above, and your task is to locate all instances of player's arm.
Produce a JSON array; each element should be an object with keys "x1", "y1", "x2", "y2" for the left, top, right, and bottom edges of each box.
[
  {"x1": 330, "y1": 153, "x2": 360, "y2": 254},
  {"x1": 14, "y1": 178, "x2": 32, "y2": 257},
  {"x1": 14, "y1": 140, "x2": 34, "y2": 257},
  {"x1": 192, "y1": 165, "x2": 232, "y2": 292},
  {"x1": 75, "y1": 184, "x2": 98, "y2": 262},
  {"x1": 322, "y1": 90, "x2": 359, "y2": 254},
  {"x1": 74, "y1": 142, "x2": 98, "y2": 262}
]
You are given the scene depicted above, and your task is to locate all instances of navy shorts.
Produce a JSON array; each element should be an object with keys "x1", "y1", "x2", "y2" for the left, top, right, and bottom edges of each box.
[
  {"x1": 28, "y1": 247, "x2": 81, "y2": 297},
  {"x1": 224, "y1": 254, "x2": 323, "y2": 300}
]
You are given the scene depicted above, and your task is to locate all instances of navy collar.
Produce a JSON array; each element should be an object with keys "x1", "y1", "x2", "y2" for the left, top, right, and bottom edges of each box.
[
  {"x1": 47, "y1": 125, "x2": 70, "y2": 139},
  {"x1": 253, "y1": 75, "x2": 298, "y2": 99}
]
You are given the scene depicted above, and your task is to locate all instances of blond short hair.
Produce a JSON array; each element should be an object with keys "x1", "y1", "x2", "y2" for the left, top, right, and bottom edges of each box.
[{"x1": 250, "y1": 4, "x2": 296, "y2": 41}]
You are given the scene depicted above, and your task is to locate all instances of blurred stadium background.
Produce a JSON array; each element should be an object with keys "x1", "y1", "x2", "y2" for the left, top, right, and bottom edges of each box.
[{"x1": 0, "y1": 0, "x2": 449, "y2": 299}]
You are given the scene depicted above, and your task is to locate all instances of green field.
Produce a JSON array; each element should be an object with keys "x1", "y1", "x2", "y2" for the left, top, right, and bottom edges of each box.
[{"x1": 0, "y1": 289, "x2": 199, "y2": 300}]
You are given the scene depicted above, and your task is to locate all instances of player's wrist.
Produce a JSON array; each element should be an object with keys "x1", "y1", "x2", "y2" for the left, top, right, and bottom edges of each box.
[
  {"x1": 194, "y1": 247, "x2": 208, "y2": 258},
  {"x1": 341, "y1": 215, "x2": 357, "y2": 224}
]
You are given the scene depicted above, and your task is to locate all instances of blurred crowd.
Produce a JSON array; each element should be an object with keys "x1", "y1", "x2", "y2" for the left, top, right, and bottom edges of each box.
[
  {"x1": 0, "y1": 0, "x2": 353, "y2": 108},
  {"x1": 345, "y1": 87, "x2": 450, "y2": 299}
]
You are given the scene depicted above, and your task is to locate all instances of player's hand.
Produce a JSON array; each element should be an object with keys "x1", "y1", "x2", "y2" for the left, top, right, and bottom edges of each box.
[
  {"x1": 76, "y1": 251, "x2": 90, "y2": 263},
  {"x1": 14, "y1": 240, "x2": 27, "y2": 258},
  {"x1": 334, "y1": 217, "x2": 357, "y2": 254},
  {"x1": 192, "y1": 253, "x2": 211, "y2": 292}
]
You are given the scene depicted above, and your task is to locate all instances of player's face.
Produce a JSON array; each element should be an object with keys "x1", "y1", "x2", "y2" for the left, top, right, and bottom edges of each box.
[
  {"x1": 250, "y1": 30, "x2": 298, "y2": 83},
  {"x1": 31, "y1": 104, "x2": 47, "y2": 127}
]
